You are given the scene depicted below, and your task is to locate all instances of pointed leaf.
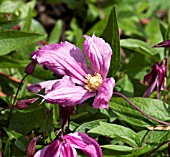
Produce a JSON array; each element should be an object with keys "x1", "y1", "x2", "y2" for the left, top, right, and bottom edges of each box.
[
  {"x1": 120, "y1": 39, "x2": 158, "y2": 56},
  {"x1": 101, "y1": 6, "x2": 120, "y2": 77},
  {"x1": 49, "y1": 19, "x2": 62, "y2": 44}
]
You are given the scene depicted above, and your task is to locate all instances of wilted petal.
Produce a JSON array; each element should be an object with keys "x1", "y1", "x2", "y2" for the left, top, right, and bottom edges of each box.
[
  {"x1": 143, "y1": 75, "x2": 159, "y2": 97},
  {"x1": 27, "y1": 80, "x2": 58, "y2": 93},
  {"x1": 44, "y1": 76, "x2": 95, "y2": 106},
  {"x1": 31, "y1": 42, "x2": 89, "y2": 84},
  {"x1": 92, "y1": 78, "x2": 115, "y2": 109},
  {"x1": 65, "y1": 132, "x2": 103, "y2": 157},
  {"x1": 153, "y1": 40, "x2": 170, "y2": 48},
  {"x1": 143, "y1": 58, "x2": 167, "y2": 98},
  {"x1": 83, "y1": 34, "x2": 112, "y2": 78}
]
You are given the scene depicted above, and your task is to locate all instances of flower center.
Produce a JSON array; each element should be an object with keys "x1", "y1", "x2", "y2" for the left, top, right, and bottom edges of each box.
[{"x1": 84, "y1": 73, "x2": 103, "y2": 92}]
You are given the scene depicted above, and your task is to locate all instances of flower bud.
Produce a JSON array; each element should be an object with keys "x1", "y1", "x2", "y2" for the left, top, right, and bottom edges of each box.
[
  {"x1": 25, "y1": 60, "x2": 37, "y2": 75},
  {"x1": 16, "y1": 98, "x2": 38, "y2": 110},
  {"x1": 152, "y1": 40, "x2": 170, "y2": 48},
  {"x1": 26, "y1": 135, "x2": 41, "y2": 157}
]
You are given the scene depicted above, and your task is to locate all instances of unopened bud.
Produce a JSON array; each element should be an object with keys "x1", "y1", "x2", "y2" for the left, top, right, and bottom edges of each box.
[
  {"x1": 26, "y1": 135, "x2": 41, "y2": 157},
  {"x1": 25, "y1": 60, "x2": 37, "y2": 75},
  {"x1": 152, "y1": 40, "x2": 170, "y2": 48},
  {"x1": 16, "y1": 98, "x2": 38, "y2": 110}
]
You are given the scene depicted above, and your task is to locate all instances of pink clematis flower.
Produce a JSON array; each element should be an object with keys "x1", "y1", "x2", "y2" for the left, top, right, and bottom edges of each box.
[
  {"x1": 27, "y1": 35, "x2": 115, "y2": 109},
  {"x1": 34, "y1": 132, "x2": 103, "y2": 157},
  {"x1": 143, "y1": 58, "x2": 167, "y2": 98}
]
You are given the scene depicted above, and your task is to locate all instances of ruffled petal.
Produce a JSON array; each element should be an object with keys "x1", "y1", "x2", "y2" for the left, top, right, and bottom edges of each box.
[
  {"x1": 44, "y1": 76, "x2": 95, "y2": 106},
  {"x1": 31, "y1": 42, "x2": 90, "y2": 84},
  {"x1": 92, "y1": 78, "x2": 115, "y2": 109},
  {"x1": 83, "y1": 34, "x2": 112, "y2": 78},
  {"x1": 65, "y1": 132, "x2": 103, "y2": 157},
  {"x1": 27, "y1": 80, "x2": 58, "y2": 93}
]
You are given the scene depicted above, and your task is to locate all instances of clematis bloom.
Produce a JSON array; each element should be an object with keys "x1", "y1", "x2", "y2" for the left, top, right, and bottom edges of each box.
[
  {"x1": 34, "y1": 132, "x2": 103, "y2": 157},
  {"x1": 143, "y1": 58, "x2": 167, "y2": 98},
  {"x1": 27, "y1": 35, "x2": 115, "y2": 109}
]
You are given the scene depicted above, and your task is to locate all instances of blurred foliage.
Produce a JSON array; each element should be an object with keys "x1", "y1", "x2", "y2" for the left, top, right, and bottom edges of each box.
[{"x1": 0, "y1": 0, "x2": 170, "y2": 156}]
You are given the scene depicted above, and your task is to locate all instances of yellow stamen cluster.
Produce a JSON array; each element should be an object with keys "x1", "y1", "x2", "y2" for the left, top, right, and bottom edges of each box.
[{"x1": 84, "y1": 73, "x2": 103, "y2": 92}]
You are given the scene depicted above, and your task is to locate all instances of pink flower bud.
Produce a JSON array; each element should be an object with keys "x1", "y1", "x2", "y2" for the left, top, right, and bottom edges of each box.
[
  {"x1": 16, "y1": 98, "x2": 38, "y2": 110},
  {"x1": 26, "y1": 135, "x2": 41, "y2": 157},
  {"x1": 25, "y1": 60, "x2": 37, "y2": 75}
]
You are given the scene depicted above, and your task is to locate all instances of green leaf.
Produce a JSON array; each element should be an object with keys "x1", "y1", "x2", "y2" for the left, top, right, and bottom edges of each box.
[
  {"x1": 9, "y1": 104, "x2": 54, "y2": 134},
  {"x1": 42, "y1": 109, "x2": 54, "y2": 133},
  {"x1": 0, "y1": 56, "x2": 29, "y2": 68},
  {"x1": 48, "y1": 19, "x2": 62, "y2": 44},
  {"x1": 145, "y1": 18, "x2": 163, "y2": 45},
  {"x1": 101, "y1": 6, "x2": 120, "y2": 77},
  {"x1": 0, "y1": 31, "x2": 44, "y2": 56},
  {"x1": 102, "y1": 144, "x2": 133, "y2": 152},
  {"x1": 88, "y1": 122, "x2": 140, "y2": 147},
  {"x1": 109, "y1": 97, "x2": 170, "y2": 127},
  {"x1": 115, "y1": 74, "x2": 134, "y2": 97},
  {"x1": 133, "y1": 130, "x2": 169, "y2": 156},
  {"x1": 30, "y1": 19, "x2": 47, "y2": 35},
  {"x1": 76, "y1": 119, "x2": 106, "y2": 132},
  {"x1": 0, "y1": 19, "x2": 22, "y2": 31},
  {"x1": 159, "y1": 22, "x2": 168, "y2": 41},
  {"x1": 3, "y1": 128, "x2": 22, "y2": 140},
  {"x1": 65, "y1": 18, "x2": 83, "y2": 46},
  {"x1": 120, "y1": 39, "x2": 158, "y2": 57},
  {"x1": 4, "y1": 139, "x2": 10, "y2": 157},
  {"x1": 0, "y1": 0, "x2": 24, "y2": 13},
  {"x1": 21, "y1": 8, "x2": 32, "y2": 32}
]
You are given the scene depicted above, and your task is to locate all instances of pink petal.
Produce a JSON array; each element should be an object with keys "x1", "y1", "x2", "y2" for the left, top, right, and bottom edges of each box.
[
  {"x1": 44, "y1": 76, "x2": 95, "y2": 106},
  {"x1": 83, "y1": 34, "x2": 112, "y2": 78},
  {"x1": 34, "y1": 146, "x2": 48, "y2": 157},
  {"x1": 92, "y1": 78, "x2": 115, "y2": 109},
  {"x1": 27, "y1": 80, "x2": 58, "y2": 93},
  {"x1": 60, "y1": 143, "x2": 77, "y2": 157},
  {"x1": 65, "y1": 132, "x2": 103, "y2": 157},
  {"x1": 31, "y1": 42, "x2": 90, "y2": 84},
  {"x1": 43, "y1": 140, "x2": 61, "y2": 157}
]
